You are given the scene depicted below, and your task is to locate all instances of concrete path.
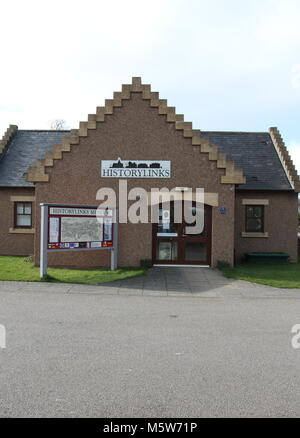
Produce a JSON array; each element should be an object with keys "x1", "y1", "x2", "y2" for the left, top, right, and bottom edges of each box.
[
  {"x1": 1, "y1": 268, "x2": 300, "y2": 418},
  {"x1": 0, "y1": 267, "x2": 299, "y2": 298}
]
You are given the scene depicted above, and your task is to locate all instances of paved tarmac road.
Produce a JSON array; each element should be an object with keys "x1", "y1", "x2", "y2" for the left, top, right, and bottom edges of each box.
[{"x1": 0, "y1": 268, "x2": 300, "y2": 418}]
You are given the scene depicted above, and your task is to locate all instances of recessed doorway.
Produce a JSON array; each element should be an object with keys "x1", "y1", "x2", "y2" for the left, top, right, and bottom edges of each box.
[{"x1": 152, "y1": 202, "x2": 212, "y2": 265}]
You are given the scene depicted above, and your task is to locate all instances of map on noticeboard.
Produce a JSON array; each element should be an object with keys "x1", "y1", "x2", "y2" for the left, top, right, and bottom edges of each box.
[
  {"x1": 60, "y1": 217, "x2": 103, "y2": 243},
  {"x1": 47, "y1": 206, "x2": 113, "y2": 251}
]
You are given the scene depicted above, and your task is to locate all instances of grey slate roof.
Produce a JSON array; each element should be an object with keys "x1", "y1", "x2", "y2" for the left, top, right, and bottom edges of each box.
[
  {"x1": 0, "y1": 130, "x2": 69, "y2": 187},
  {"x1": 0, "y1": 129, "x2": 293, "y2": 190},
  {"x1": 201, "y1": 131, "x2": 293, "y2": 190}
]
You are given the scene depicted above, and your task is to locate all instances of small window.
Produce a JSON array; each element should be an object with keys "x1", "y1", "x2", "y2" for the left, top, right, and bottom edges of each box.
[
  {"x1": 15, "y1": 202, "x2": 32, "y2": 228},
  {"x1": 245, "y1": 205, "x2": 264, "y2": 232}
]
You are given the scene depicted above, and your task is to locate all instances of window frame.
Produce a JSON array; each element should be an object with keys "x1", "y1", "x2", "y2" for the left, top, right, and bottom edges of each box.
[
  {"x1": 245, "y1": 205, "x2": 264, "y2": 233},
  {"x1": 14, "y1": 202, "x2": 32, "y2": 229}
]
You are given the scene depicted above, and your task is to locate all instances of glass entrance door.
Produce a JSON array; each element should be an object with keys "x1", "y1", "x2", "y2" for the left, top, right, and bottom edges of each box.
[{"x1": 152, "y1": 203, "x2": 212, "y2": 265}]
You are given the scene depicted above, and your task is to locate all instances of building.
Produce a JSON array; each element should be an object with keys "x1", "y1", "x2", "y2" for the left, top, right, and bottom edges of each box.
[{"x1": 0, "y1": 77, "x2": 299, "y2": 269}]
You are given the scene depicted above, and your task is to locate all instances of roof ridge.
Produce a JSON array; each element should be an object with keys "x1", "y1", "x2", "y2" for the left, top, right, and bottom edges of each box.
[
  {"x1": 202, "y1": 131, "x2": 270, "y2": 135},
  {"x1": 26, "y1": 77, "x2": 246, "y2": 185},
  {"x1": 18, "y1": 129, "x2": 70, "y2": 133},
  {"x1": 18, "y1": 129, "x2": 270, "y2": 135}
]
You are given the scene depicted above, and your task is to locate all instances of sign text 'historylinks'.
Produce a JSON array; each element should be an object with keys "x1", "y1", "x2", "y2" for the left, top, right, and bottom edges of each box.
[{"x1": 101, "y1": 158, "x2": 171, "y2": 178}]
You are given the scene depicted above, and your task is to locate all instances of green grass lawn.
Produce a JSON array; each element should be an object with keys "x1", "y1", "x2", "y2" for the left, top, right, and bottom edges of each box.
[
  {"x1": 0, "y1": 256, "x2": 146, "y2": 285},
  {"x1": 222, "y1": 259, "x2": 300, "y2": 288}
]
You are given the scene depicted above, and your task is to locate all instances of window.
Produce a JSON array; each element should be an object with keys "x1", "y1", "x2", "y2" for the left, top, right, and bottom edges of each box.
[
  {"x1": 245, "y1": 205, "x2": 264, "y2": 232},
  {"x1": 14, "y1": 202, "x2": 32, "y2": 228}
]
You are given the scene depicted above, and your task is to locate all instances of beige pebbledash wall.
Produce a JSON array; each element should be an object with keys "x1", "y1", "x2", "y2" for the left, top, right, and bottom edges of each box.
[
  {"x1": 0, "y1": 187, "x2": 35, "y2": 256},
  {"x1": 235, "y1": 191, "x2": 298, "y2": 262},
  {"x1": 34, "y1": 93, "x2": 236, "y2": 269}
]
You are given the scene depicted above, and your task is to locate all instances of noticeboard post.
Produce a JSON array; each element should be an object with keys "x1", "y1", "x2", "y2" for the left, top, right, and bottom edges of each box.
[{"x1": 40, "y1": 204, "x2": 118, "y2": 278}]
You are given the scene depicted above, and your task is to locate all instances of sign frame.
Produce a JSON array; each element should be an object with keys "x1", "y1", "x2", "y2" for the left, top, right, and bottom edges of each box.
[
  {"x1": 40, "y1": 203, "x2": 118, "y2": 278},
  {"x1": 101, "y1": 158, "x2": 171, "y2": 179}
]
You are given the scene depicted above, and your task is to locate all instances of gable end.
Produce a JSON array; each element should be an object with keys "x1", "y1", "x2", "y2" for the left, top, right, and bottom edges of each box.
[{"x1": 25, "y1": 77, "x2": 246, "y2": 186}]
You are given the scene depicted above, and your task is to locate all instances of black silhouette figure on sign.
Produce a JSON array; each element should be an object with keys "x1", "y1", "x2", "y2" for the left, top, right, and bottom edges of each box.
[{"x1": 110, "y1": 158, "x2": 162, "y2": 169}]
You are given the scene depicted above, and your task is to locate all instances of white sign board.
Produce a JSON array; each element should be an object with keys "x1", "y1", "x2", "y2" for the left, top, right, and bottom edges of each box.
[
  {"x1": 49, "y1": 207, "x2": 97, "y2": 216},
  {"x1": 49, "y1": 217, "x2": 59, "y2": 243},
  {"x1": 101, "y1": 158, "x2": 171, "y2": 178}
]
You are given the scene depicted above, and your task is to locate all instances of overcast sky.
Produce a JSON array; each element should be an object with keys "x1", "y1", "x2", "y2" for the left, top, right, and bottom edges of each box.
[{"x1": 1, "y1": 0, "x2": 299, "y2": 172}]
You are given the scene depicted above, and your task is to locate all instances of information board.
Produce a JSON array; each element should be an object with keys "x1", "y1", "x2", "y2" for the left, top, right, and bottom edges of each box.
[
  {"x1": 47, "y1": 206, "x2": 113, "y2": 251},
  {"x1": 40, "y1": 204, "x2": 118, "y2": 278}
]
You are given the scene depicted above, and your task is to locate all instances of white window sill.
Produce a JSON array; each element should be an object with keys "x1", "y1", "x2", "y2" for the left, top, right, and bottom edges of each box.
[
  {"x1": 242, "y1": 232, "x2": 268, "y2": 238},
  {"x1": 9, "y1": 228, "x2": 35, "y2": 234}
]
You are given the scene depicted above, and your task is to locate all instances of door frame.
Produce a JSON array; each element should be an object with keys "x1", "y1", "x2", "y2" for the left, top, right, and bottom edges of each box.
[{"x1": 152, "y1": 204, "x2": 212, "y2": 266}]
